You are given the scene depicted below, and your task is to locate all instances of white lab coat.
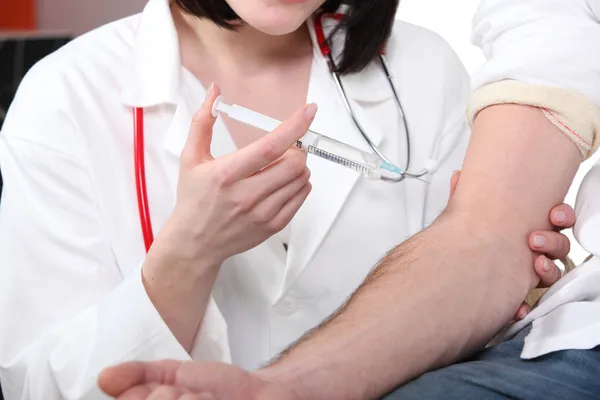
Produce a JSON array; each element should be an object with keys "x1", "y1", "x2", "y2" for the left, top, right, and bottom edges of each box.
[
  {"x1": 473, "y1": 0, "x2": 600, "y2": 359},
  {"x1": 0, "y1": 0, "x2": 471, "y2": 398}
]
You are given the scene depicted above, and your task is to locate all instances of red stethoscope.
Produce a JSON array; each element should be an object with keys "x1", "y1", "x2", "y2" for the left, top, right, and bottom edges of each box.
[
  {"x1": 133, "y1": 12, "x2": 411, "y2": 253},
  {"x1": 133, "y1": 107, "x2": 153, "y2": 252}
]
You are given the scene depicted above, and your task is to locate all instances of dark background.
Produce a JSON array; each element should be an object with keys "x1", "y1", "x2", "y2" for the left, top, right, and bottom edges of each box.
[{"x1": 0, "y1": 34, "x2": 71, "y2": 197}]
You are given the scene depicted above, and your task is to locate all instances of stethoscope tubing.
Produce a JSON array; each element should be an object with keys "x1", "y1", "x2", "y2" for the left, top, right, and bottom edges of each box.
[
  {"x1": 133, "y1": 107, "x2": 154, "y2": 252},
  {"x1": 315, "y1": 12, "x2": 426, "y2": 183}
]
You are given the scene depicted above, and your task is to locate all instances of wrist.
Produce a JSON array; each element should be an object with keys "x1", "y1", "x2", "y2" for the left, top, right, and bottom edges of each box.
[
  {"x1": 256, "y1": 358, "x2": 352, "y2": 400},
  {"x1": 142, "y1": 227, "x2": 224, "y2": 293},
  {"x1": 144, "y1": 236, "x2": 222, "y2": 282},
  {"x1": 256, "y1": 366, "x2": 309, "y2": 400},
  {"x1": 152, "y1": 209, "x2": 225, "y2": 274},
  {"x1": 142, "y1": 247, "x2": 220, "y2": 284}
]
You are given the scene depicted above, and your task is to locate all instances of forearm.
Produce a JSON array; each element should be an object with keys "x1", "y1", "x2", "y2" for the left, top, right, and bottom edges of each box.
[
  {"x1": 142, "y1": 214, "x2": 222, "y2": 353},
  {"x1": 261, "y1": 220, "x2": 521, "y2": 399},
  {"x1": 259, "y1": 105, "x2": 581, "y2": 400}
]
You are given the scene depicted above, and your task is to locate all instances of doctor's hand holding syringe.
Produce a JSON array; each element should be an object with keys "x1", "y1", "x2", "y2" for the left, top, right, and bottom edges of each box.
[{"x1": 141, "y1": 84, "x2": 316, "y2": 351}]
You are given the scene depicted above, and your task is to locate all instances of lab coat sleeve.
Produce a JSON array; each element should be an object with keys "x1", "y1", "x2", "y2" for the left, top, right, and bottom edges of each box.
[
  {"x1": 0, "y1": 100, "x2": 228, "y2": 398},
  {"x1": 468, "y1": 0, "x2": 600, "y2": 159}
]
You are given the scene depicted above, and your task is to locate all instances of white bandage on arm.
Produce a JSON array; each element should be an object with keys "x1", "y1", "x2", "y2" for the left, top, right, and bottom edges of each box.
[{"x1": 467, "y1": 80, "x2": 600, "y2": 160}]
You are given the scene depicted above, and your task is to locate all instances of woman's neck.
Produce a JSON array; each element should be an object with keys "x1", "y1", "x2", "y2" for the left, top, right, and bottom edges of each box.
[{"x1": 172, "y1": 6, "x2": 313, "y2": 76}]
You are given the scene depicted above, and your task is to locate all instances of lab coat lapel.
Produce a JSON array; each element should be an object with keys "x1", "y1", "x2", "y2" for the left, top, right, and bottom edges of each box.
[
  {"x1": 277, "y1": 49, "x2": 389, "y2": 299},
  {"x1": 119, "y1": 0, "x2": 181, "y2": 107},
  {"x1": 163, "y1": 99, "x2": 193, "y2": 160}
]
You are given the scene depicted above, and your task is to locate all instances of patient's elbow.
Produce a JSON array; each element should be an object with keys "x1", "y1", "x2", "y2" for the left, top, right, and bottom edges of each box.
[{"x1": 437, "y1": 206, "x2": 540, "y2": 295}]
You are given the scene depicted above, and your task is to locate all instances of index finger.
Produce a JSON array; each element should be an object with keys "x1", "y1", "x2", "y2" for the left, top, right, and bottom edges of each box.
[{"x1": 221, "y1": 103, "x2": 318, "y2": 183}]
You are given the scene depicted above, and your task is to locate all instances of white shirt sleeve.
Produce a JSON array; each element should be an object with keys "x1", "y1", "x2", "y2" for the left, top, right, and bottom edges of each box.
[
  {"x1": 468, "y1": 0, "x2": 600, "y2": 158},
  {"x1": 0, "y1": 83, "x2": 229, "y2": 399},
  {"x1": 471, "y1": 0, "x2": 600, "y2": 104}
]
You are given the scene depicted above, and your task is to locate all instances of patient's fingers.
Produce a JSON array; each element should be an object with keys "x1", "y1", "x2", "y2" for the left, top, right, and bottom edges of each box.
[
  {"x1": 515, "y1": 303, "x2": 531, "y2": 321},
  {"x1": 180, "y1": 394, "x2": 215, "y2": 400},
  {"x1": 118, "y1": 385, "x2": 154, "y2": 400},
  {"x1": 118, "y1": 386, "x2": 211, "y2": 400},
  {"x1": 549, "y1": 204, "x2": 576, "y2": 230},
  {"x1": 99, "y1": 360, "x2": 180, "y2": 397},
  {"x1": 529, "y1": 231, "x2": 570, "y2": 260},
  {"x1": 515, "y1": 256, "x2": 563, "y2": 321},
  {"x1": 146, "y1": 386, "x2": 185, "y2": 400},
  {"x1": 534, "y1": 255, "x2": 563, "y2": 288}
]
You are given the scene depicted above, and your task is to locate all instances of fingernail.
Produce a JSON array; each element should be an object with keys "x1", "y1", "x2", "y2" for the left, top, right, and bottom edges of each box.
[
  {"x1": 305, "y1": 103, "x2": 318, "y2": 120},
  {"x1": 542, "y1": 257, "x2": 551, "y2": 272},
  {"x1": 517, "y1": 308, "x2": 528, "y2": 320},
  {"x1": 205, "y1": 83, "x2": 215, "y2": 101},
  {"x1": 554, "y1": 210, "x2": 566, "y2": 224},
  {"x1": 533, "y1": 235, "x2": 546, "y2": 248}
]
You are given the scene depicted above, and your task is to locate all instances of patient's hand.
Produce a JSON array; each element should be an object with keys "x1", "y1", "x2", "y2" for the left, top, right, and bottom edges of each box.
[
  {"x1": 98, "y1": 360, "x2": 290, "y2": 400},
  {"x1": 449, "y1": 171, "x2": 575, "y2": 320}
]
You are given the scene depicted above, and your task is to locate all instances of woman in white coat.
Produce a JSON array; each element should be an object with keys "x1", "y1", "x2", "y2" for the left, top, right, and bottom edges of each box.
[{"x1": 0, "y1": 0, "x2": 571, "y2": 398}]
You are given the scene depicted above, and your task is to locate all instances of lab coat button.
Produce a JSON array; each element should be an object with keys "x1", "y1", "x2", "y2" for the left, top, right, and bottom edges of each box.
[{"x1": 277, "y1": 297, "x2": 297, "y2": 316}]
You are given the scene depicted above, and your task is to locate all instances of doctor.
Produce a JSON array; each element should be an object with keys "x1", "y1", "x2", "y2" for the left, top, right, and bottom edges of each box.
[{"x1": 0, "y1": 0, "x2": 569, "y2": 398}]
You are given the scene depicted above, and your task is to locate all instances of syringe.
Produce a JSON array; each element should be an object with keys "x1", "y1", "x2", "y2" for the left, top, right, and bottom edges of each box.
[{"x1": 212, "y1": 97, "x2": 408, "y2": 181}]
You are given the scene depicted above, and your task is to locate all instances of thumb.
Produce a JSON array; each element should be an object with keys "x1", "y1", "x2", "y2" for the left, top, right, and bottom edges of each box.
[
  {"x1": 449, "y1": 170, "x2": 461, "y2": 198},
  {"x1": 181, "y1": 83, "x2": 221, "y2": 167},
  {"x1": 97, "y1": 360, "x2": 181, "y2": 397}
]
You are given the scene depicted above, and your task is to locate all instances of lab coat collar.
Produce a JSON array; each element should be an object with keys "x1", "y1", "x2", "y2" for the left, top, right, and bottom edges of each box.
[{"x1": 120, "y1": 0, "x2": 182, "y2": 107}]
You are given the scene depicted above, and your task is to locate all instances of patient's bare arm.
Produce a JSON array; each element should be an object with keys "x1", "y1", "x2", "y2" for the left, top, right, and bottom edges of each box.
[{"x1": 255, "y1": 104, "x2": 581, "y2": 400}]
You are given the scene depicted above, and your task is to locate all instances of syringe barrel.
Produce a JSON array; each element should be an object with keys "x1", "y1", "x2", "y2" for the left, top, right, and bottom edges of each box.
[{"x1": 296, "y1": 130, "x2": 383, "y2": 179}]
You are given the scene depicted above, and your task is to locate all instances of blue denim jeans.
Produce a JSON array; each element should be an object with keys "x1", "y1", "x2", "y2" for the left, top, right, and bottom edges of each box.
[{"x1": 383, "y1": 327, "x2": 600, "y2": 400}]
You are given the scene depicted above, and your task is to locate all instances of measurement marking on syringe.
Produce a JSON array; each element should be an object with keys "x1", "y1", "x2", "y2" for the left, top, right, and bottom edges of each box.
[{"x1": 305, "y1": 144, "x2": 372, "y2": 175}]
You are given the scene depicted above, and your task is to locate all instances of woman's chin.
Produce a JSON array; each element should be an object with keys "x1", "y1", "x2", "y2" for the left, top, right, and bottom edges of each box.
[
  {"x1": 245, "y1": 14, "x2": 309, "y2": 36},
  {"x1": 232, "y1": 1, "x2": 319, "y2": 36}
]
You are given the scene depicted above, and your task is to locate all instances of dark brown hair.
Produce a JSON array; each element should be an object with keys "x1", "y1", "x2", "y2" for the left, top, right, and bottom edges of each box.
[{"x1": 173, "y1": 0, "x2": 399, "y2": 74}]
